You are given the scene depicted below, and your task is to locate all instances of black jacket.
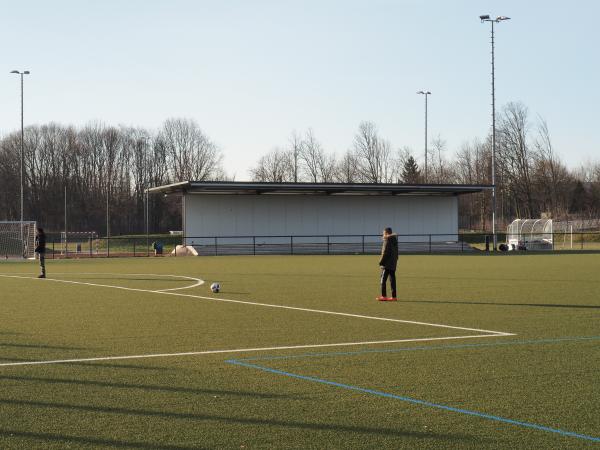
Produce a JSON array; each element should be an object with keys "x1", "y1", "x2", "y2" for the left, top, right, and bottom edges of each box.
[
  {"x1": 35, "y1": 233, "x2": 46, "y2": 253},
  {"x1": 379, "y1": 234, "x2": 398, "y2": 271}
]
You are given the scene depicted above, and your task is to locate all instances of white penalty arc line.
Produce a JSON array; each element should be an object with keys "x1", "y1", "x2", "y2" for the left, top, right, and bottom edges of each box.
[
  {"x1": 0, "y1": 272, "x2": 204, "y2": 292},
  {"x1": 0, "y1": 334, "x2": 502, "y2": 367},
  {"x1": 0, "y1": 274, "x2": 513, "y2": 336}
]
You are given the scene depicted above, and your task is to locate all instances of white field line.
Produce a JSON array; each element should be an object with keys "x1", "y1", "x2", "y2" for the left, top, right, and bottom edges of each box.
[
  {"x1": 0, "y1": 334, "x2": 501, "y2": 367},
  {"x1": 32, "y1": 272, "x2": 204, "y2": 292},
  {"x1": 0, "y1": 273, "x2": 514, "y2": 336}
]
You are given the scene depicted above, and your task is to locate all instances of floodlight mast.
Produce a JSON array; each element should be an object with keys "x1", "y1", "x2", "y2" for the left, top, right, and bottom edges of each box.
[
  {"x1": 10, "y1": 70, "x2": 30, "y2": 255},
  {"x1": 417, "y1": 91, "x2": 431, "y2": 183},
  {"x1": 479, "y1": 15, "x2": 510, "y2": 251}
]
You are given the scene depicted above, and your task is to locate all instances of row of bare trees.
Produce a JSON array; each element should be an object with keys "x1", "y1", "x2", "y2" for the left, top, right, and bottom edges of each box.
[
  {"x1": 1, "y1": 103, "x2": 598, "y2": 234},
  {"x1": 250, "y1": 104, "x2": 600, "y2": 230},
  {"x1": 0, "y1": 118, "x2": 224, "y2": 234}
]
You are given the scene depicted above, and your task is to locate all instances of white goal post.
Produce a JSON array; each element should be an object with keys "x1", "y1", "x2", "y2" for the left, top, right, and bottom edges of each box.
[{"x1": 0, "y1": 221, "x2": 37, "y2": 259}]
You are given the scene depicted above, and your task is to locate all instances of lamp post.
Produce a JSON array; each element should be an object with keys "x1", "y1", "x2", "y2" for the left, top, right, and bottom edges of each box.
[
  {"x1": 479, "y1": 15, "x2": 510, "y2": 251},
  {"x1": 10, "y1": 70, "x2": 30, "y2": 253},
  {"x1": 417, "y1": 91, "x2": 431, "y2": 183},
  {"x1": 142, "y1": 136, "x2": 151, "y2": 255}
]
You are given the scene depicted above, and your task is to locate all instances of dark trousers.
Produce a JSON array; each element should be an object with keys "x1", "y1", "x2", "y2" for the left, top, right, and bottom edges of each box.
[
  {"x1": 380, "y1": 268, "x2": 396, "y2": 298},
  {"x1": 38, "y1": 252, "x2": 46, "y2": 275}
]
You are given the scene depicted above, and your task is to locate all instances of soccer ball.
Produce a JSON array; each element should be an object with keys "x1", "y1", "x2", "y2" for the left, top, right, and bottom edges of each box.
[{"x1": 210, "y1": 282, "x2": 220, "y2": 293}]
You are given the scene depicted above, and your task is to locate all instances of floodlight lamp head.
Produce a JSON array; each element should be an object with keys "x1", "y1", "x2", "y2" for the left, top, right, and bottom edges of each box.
[
  {"x1": 479, "y1": 14, "x2": 490, "y2": 21},
  {"x1": 10, "y1": 70, "x2": 20, "y2": 74},
  {"x1": 496, "y1": 16, "x2": 510, "y2": 21},
  {"x1": 24, "y1": 71, "x2": 30, "y2": 74}
]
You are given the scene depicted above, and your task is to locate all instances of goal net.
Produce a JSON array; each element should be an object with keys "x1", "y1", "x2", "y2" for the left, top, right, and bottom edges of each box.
[{"x1": 0, "y1": 221, "x2": 37, "y2": 259}]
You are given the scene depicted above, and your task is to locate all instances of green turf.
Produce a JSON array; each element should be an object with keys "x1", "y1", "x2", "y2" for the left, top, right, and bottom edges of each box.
[{"x1": 0, "y1": 254, "x2": 598, "y2": 449}]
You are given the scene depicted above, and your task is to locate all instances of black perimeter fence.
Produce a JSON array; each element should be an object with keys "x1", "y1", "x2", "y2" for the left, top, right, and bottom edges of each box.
[{"x1": 40, "y1": 231, "x2": 600, "y2": 258}]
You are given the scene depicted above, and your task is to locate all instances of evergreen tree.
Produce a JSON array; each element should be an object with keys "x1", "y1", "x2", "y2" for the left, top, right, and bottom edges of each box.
[{"x1": 402, "y1": 156, "x2": 421, "y2": 183}]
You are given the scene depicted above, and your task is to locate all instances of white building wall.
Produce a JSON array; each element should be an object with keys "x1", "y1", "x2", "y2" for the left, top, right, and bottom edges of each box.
[{"x1": 184, "y1": 194, "x2": 458, "y2": 241}]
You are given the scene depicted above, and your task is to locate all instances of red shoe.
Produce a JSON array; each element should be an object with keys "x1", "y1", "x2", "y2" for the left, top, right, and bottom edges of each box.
[
  {"x1": 376, "y1": 296, "x2": 387, "y2": 301},
  {"x1": 387, "y1": 297, "x2": 398, "y2": 301}
]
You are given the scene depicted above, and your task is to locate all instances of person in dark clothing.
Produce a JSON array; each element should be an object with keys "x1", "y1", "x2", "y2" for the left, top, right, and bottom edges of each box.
[
  {"x1": 34, "y1": 228, "x2": 46, "y2": 278},
  {"x1": 377, "y1": 227, "x2": 398, "y2": 301}
]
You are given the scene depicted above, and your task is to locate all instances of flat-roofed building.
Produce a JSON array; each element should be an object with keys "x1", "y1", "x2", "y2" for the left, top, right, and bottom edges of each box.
[{"x1": 149, "y1": 181, "x2": 491, "y2": 254}]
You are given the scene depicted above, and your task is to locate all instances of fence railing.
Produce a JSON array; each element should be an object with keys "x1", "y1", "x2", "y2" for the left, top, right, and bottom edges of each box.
[{"x1": 42, "y1": 231, "x2": 600, "y2": 258}]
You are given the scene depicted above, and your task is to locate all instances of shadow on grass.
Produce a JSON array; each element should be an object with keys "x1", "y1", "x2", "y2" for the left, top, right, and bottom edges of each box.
[
  {"x1": 402, "y1": 275, "x2": 600, "y2": 285},
  {"x1": 405, "y1": 299, "x2": 600, "y2": 309},
  {"x1": 0, "y1": 398, "x2": 481, "y2": 442},
  {"x1": 0, "y1": 374, "x2": 302, "y2": 399},
  {"x1": 0, "y1": 357, "x2": 174, "y2": 371},
  {"x1": 0, "y1": 429, "x2": 205, "y2": 450},
  {"x1": 70, "y1": 361, "x2": 176, "y2": 371},
  {"x1": 0, "y1": 342, "x2": 89, "y2": 350}
]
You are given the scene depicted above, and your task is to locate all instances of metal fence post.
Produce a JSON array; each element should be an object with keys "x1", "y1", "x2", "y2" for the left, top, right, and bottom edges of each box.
[
  {"x1": 253, "y1": 236, "x2": 256, "y2": 255},
  {"x1": 429, "y1": 234, "x2": 432, "y2": 253},
  {"x1": 107, "y1": 237, "x2": 110, "y2": 258},
  {"x1": 327, "y1": 235, "x2": 330, "y2": 255},
  {"x1": 215, "y1": 237, "x2": 218, "y2": 256},
  {"x1": 52, "y1": 240, "x2": 55, "y2": 259},
  {"x1": 362, "y1": 235, "x2": 365, "y2": 254},
  {"x1": 133, "y1": 239, "x2": 136, "y2": 257},
  {"x1": 290, "y1": 236, "x2": 294, "y2": 255}
]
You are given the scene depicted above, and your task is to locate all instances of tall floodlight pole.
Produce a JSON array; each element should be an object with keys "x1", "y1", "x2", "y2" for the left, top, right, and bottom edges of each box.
[
  {"x1": 10, "y1": 70, "x2": 30, "y2": 253},
  {"x1": 143, "y1": 136, "x2": 151, "y2": 255},
  {"x1": 479, "y1": 15, "x2": 510, "y2": 251},
  {"x1": 417, "y1": 91, "x2": 431, "y2": 183}
]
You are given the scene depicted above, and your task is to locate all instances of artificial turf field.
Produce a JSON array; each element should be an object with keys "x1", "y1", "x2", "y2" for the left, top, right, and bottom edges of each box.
[{"x1": 0, "y1": 254, "x2": 598, "y2": 449}]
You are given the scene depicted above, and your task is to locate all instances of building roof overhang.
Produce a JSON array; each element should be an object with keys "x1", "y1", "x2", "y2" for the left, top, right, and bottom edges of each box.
[{"x1": 148, "y1": 181, "x2": 492, "y2": 197}]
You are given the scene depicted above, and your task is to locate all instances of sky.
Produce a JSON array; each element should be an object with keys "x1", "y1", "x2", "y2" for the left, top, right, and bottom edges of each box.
[{"x1": 1, "y1": 0, "x2": 599, "y2": 180}]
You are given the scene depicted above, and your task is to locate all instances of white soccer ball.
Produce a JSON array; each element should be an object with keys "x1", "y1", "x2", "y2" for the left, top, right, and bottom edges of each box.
[{"x1": 210, "y1": 282, "x2": 220, "y2": 293}]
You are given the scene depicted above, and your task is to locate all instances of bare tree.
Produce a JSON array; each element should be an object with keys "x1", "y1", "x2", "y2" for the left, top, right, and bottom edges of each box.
[
  {"x1": 250, "y1": 148, "x2": 294, "y2": 182},
  {"x1": 335, "y1": 150, "x2": 360, "y2": 183},
  {"x1": 531, "y1": 118, "x2": 573, "y2": 217},
  {"x1": 299, "y1": 129, "x2": 323, "y2": 183},
  {"x1": 429, "y1": 135, "x2": 454, "y2": 183},
  {"x1": 353, "y1": 121, "x2": 394, "y2": 183},
  {"x1": 497, "y1": 102, "x2": 535, "y2": 217},
  {"x1": 159, "y1": 118, "x2": 223, "y2": 182}
]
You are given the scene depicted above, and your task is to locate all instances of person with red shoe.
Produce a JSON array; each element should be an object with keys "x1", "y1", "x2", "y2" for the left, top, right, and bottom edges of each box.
[{"x1": 376, "y1": 227, "x2": 398, "y2": 301}]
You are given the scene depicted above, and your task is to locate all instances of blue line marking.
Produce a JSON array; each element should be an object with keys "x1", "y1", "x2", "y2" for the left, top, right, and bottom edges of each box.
[
  {"x1": 235, "y1": 335, "x2": 600, "y2": 362},
  {"x1": 227, "y1": 359, "x2": 600, "y2": 443}
]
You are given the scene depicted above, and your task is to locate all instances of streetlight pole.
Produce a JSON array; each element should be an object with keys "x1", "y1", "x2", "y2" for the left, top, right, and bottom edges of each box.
[
  {"x1": 417, "y1": 91, "x2": 431, "y2": 183},
  {"x1": 142, "y1": 136, "x2": 151, "y2": 255},
  {"x1": 10, "y1": 70, "x2": 30, "y2": 254},
  {"x1": 479, "y1": 15, "x2": 510, "y2": 251}
]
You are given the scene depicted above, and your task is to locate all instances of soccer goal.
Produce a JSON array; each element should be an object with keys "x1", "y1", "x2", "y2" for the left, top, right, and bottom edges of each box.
[{"x1": 0, "y1": 221, "x2": 37, "y2": 259}]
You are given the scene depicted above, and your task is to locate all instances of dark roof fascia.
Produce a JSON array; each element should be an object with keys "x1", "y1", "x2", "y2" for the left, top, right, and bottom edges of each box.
[{"x1": 149, "y1": 181, "x2": 492, "y2": 196}]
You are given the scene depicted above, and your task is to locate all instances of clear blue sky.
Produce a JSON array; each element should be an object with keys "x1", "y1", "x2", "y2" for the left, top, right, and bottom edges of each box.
[{"x1": 1, "y1": 0, "x2": 598, "y2": 179}]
